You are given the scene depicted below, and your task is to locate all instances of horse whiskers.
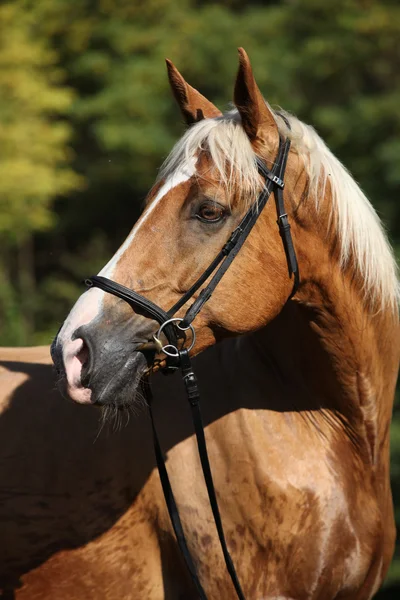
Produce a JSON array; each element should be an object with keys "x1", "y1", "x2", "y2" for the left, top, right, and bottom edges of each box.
[
  {"x1": 95, "y1": 374, "x2": 148, "y2": 439},
  {"x1": 53, "y1": 372, "x2": 72, "y2": 403}
]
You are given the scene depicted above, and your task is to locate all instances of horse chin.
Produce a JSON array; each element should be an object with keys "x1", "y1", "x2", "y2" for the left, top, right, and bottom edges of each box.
[{"x1": 88, "y1": 351, "x2": 149, "y2": 409}]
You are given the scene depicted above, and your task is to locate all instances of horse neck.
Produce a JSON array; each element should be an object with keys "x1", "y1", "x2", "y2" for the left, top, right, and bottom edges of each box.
[
  {"x1": 259, "y1": 216, "x2": 400, "y2": 470},
  {"x1": 278, "y1": 158, "x2": 397, "y2": 409}
]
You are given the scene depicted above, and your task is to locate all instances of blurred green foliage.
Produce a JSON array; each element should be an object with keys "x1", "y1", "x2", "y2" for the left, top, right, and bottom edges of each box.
[{"x1": 0, "y1": 0, "x2": 399, "y2": 592}]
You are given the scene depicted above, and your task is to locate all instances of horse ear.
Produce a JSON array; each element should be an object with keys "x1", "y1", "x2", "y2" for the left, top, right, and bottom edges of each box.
[
  {"x1": 166, "y1": 59, "x2": 222, "y2": 125},
  {"x1": 234, "y1": 48, "x2": 277, "y2": 142}
]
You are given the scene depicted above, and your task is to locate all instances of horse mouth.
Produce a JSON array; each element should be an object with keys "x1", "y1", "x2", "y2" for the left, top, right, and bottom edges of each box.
[{"x1": 52, "y1": 335, "x2": 150, "y2": 408}]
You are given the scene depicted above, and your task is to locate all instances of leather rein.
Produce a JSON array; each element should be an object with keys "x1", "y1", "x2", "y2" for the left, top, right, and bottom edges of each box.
[{"x1": 85, "y1": 134, "x2": 299, "y2": 599}]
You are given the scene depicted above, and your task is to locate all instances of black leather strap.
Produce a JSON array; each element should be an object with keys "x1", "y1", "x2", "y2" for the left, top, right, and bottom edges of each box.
[
  {"x1": 85, "y1": 276, "x2": 178, "y2": 344},
  {"x1": 85, "y1": 276, "x2": 170, "y2": 324},
  {"x1": 179, "y1": 349, "x2": 246, "y2": 599},
  {"x1": 167, "y1": 249, "x2": 228, "y2": 317},
  {"x1": 142, "y1": 378, "x2": 208, "y2": 600},
  {"x1": 143, "y1": 353, "x2": 246, "y2": 600},
  {"x1": 272, "y1": 140, "x2": 300, "y2": 296}
]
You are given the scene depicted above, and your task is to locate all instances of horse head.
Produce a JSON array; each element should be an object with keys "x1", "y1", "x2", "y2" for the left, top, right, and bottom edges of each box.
[{"x1": 52, "y1": 49, "x2": 397, "y2": 409}]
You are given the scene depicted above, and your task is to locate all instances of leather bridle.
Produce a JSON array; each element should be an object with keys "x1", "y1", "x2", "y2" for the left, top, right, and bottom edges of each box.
[{"x1": 84, "y1": 133, "x2": 299, "y2": 599}]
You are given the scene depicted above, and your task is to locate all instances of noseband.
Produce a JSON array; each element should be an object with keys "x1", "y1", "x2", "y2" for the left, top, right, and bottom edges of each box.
[{"x1": 85, "y1": 134, "x2": 299, "y2": 599}]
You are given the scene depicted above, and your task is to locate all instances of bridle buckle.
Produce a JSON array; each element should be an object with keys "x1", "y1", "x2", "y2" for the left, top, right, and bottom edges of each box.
[
  {"x1": 265, "y1": 172, "x2": 284, "y2": 189},
  {"x1": 277, "y1": 212, "x2": 288, "y2": 224}
]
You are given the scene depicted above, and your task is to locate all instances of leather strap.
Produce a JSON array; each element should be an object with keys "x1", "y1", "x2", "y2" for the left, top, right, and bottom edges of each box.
[
  {"x1": 271, "y1": 140, "x2": 300, "y2": 296},
  {"x1": 143, "y1": 378, "x2": 208, "y2": 600},
  {"x1": 180, "y1": 350, "x2": 246, "y2": 599},
  {"x1": 84, "y1": 276, "x2": 179, "y2": 345},
  {"x1": 142, "y1": 351, "x2": 246, "y2": 600}
]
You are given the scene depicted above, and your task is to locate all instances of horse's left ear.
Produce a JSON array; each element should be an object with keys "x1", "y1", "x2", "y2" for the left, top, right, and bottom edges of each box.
[
  {"x1": 166, "y1": 59, "x2": 222, "y2": 125},
  {"x1": 234, "y1": 48, "x2": 277, "y2": 143}
]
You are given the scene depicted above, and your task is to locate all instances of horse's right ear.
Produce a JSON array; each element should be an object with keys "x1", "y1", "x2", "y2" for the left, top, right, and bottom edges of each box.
[{"x1": 166, "y1": 59, "x2": 222, "y2": 125}]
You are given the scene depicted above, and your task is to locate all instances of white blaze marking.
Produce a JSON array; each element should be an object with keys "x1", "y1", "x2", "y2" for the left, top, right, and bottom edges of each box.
[
  {"x1": 99, "y1": 161, "x2": 195, "y2": 279},
  {"x1": 58, "y1": 161, "x2": 195, "y2": 348}
]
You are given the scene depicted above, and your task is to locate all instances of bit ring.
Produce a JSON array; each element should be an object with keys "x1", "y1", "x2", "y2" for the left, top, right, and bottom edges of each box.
[{"x1": 154, "y1": 318, "x2": 196, "y2": 356}]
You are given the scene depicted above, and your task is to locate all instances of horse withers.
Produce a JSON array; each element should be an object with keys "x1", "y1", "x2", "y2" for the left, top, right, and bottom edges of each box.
[{"x1": 51, "y1": 49, "x2": 399, "y2": 599}]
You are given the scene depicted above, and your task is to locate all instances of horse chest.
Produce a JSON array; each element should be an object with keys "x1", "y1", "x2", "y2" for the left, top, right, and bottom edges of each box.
[{"x1": 146, "y1": 412, "x2": 382, "y2": 599}]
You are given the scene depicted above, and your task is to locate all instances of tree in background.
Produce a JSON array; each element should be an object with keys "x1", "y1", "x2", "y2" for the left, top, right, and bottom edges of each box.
[{"x1": 0, "y1": 1, "x2": 81, "y2": 344}]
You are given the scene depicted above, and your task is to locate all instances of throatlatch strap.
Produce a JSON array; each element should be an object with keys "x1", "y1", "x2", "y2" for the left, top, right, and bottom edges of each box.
[{"x1": 272, "y1": 139, "x2": 300, "y2": 297}]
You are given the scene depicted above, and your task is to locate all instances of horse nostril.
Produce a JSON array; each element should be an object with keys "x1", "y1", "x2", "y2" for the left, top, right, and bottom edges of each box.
[
  {"x1": 77, "y1": 340, "x2": 89, "y2": 368},
  {"x1": 77, "y1": 338, "x2": 91, "y2": 387},
  {"x1": 71, "y1": 325, "x2": 95, "y2": 388}
]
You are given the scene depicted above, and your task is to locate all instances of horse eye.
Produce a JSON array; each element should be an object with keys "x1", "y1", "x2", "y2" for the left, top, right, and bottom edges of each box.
[{"x1": 196, "y1": 203, "x2": 226, "y2": 223}]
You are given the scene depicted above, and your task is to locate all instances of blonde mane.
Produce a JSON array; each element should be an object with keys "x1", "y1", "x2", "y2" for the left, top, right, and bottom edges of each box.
[{"x1": 158, "y1": 106, "x2": 399, "y2": 313}]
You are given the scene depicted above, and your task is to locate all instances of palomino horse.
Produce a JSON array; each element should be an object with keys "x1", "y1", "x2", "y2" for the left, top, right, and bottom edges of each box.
[{"x1": 56, "y1": 48, "x2": 400, "y2": 598}]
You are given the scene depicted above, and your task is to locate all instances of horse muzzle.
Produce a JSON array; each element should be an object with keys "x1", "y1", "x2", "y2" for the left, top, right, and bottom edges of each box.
[{"x1": 51, "y1": 316, "x2": 154, "y2": 407}]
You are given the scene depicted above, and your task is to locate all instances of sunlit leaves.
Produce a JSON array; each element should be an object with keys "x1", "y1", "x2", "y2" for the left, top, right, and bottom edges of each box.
[{"x1": 0, "y1": 1, "x2": 82, "y2": 241}]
